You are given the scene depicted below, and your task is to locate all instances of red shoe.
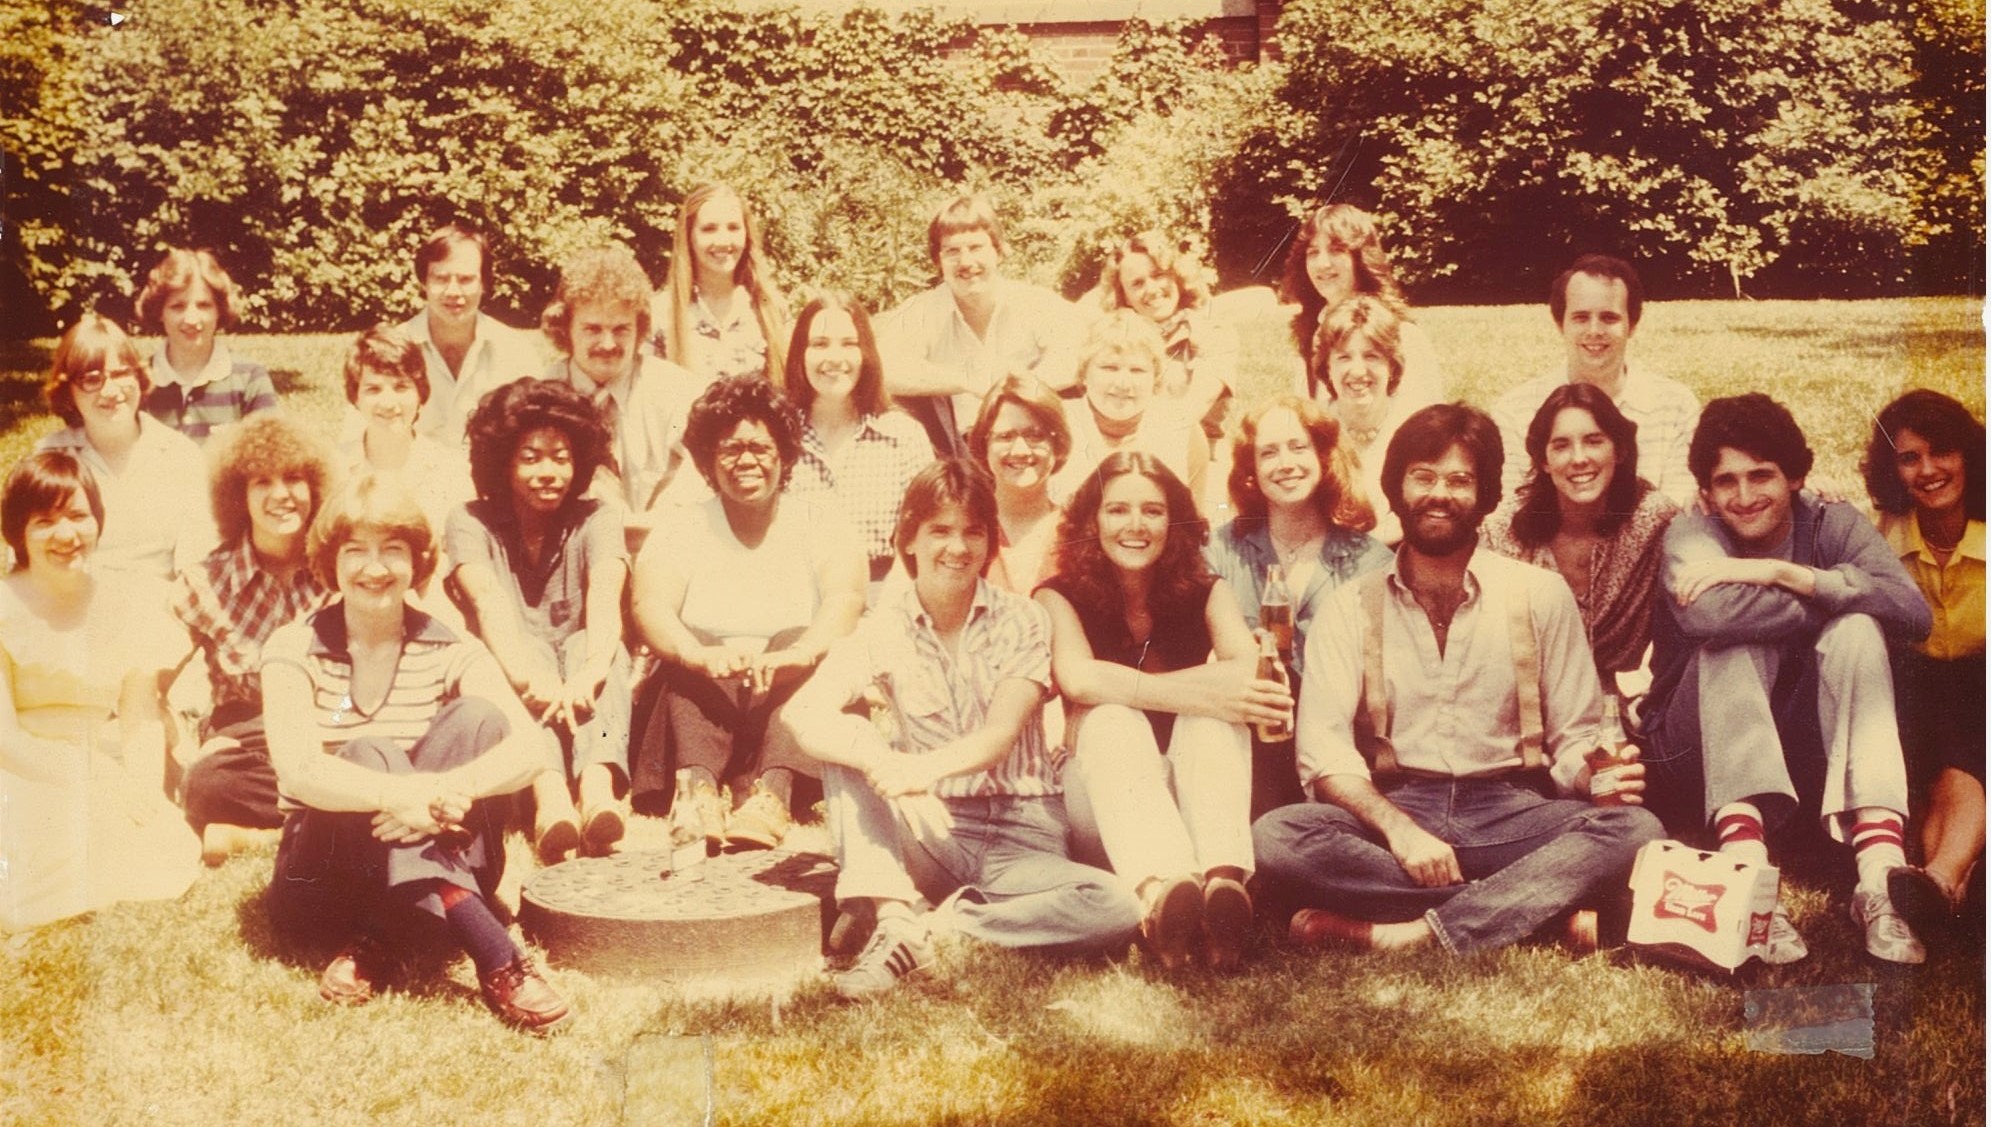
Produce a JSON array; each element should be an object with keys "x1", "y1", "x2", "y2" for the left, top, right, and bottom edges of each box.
[
  {"x1": 479, "y1": 957, "x2": 572, "y2": 1033},
  {"x1": 1287, "y1": 908, "x2": 1376, "y2": 952}
]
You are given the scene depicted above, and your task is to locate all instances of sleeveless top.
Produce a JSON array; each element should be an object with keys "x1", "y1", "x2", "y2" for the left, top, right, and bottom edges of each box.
[{"x1": 1037, "y1": 572, "x2": 1216, "y2": 748}]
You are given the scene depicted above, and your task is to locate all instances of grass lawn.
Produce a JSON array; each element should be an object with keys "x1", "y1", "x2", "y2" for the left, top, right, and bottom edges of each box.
[{"x1": 1, "y1": 297, "x2": 1984, "y2": 1125}]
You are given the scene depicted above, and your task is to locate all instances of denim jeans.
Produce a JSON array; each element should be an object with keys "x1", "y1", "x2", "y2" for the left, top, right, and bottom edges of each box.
[
  {"x1": 1253, "y1": 775, "x2": 1662, "y2": 954},
  {"x1": 825, "y1": 766, "x2": 1141, "y2": 953}
]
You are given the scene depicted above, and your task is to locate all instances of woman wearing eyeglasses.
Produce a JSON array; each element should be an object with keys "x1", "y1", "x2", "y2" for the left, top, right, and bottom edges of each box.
[
  {"x1": 631, "y1": 376, "x2": 866, "y2": 852},
  {"x1": 31, "y1": 315, "x2": 215, "y2": 581},
  {"x1": 966, "y1": 374, "x2": 1072, "y2": 597}
]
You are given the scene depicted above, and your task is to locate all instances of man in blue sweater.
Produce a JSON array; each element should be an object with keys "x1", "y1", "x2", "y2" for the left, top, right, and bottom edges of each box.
[{"x1": 1644, "y1": 393, "x2": 1935, "y2": 965}]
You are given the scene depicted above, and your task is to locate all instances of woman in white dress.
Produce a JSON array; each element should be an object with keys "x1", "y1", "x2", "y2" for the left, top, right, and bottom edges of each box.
[{"x1": 0, "y1": 451, "x2": 200, "y2": 932}]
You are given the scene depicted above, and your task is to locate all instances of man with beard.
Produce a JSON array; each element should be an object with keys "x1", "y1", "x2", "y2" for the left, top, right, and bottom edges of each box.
[{"x1": 1254, "y1": 403, "x2": 1663, "y2": 954}]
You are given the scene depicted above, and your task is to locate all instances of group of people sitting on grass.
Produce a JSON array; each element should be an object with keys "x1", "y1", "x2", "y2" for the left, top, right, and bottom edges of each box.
[{"x1": 0, "y1": 189, "x2": 1980, "y2": 1034}]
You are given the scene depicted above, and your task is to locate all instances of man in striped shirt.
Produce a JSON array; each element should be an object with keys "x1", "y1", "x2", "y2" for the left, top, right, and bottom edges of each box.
[{"x1": 782, "y1": 461, "x2": 1141, "y2": 998}]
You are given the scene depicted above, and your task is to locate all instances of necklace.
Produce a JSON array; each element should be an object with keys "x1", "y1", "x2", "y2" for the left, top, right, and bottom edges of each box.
[{"x1": 1270, "y1": 530, "x2": 1322, "y2": 568}]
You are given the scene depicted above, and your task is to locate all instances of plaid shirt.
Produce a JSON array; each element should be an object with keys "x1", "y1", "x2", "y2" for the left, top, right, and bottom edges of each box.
[
  {"x1": 789, "y1": 411, "x2": 934, "y2": 567},
  {"x1": 172, "y1": 539, "x2": 330, "y2": 715}
]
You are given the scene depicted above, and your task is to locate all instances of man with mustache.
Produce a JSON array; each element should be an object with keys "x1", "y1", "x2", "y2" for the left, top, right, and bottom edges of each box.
[
  {"x1": 1642, "y1": 393, "x2": 1935, "y2": 964},
  {"x1": 540, "y1": 245, "x2": 700, "y2": 548},
  {"x1": 876, "y1": 195, "x2": 1086, "y2": 457},
  {"x1": 1490, "y1": 254, "x2": 1700, "y2": 507},
  {"x1": 1255, "y1": 403, "x2": 1663, "y2": 954}
]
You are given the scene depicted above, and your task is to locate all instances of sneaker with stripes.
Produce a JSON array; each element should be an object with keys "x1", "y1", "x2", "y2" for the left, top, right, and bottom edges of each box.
[{"x1": 833, "y1": 915, "x2": 933, "y2": 1000}]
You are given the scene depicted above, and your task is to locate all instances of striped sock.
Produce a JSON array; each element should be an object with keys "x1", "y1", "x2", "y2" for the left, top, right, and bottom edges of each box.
[
  {"x1": 1850, "y1": 811, "x2": 1908, "y2": 896},
  {"x1": 1715, "y1": 802, "x2": 1770, "y2": 866}
]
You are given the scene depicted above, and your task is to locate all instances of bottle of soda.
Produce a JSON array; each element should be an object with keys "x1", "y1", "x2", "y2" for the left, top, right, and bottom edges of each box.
[
  {"x1": 1260, "y1": 563, "x2": 1294, "y2": 665},
  {"x1": 1253, "y1": 629, "x2": 1293, "y2": 743},
  {"x1": 1585, "y1": 693, "x2": 1631, "y2": 805}
]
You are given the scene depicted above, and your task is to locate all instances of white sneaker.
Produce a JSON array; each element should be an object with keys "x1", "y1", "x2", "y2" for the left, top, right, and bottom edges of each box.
[
  {"x1": 1760, "y1": 902, "x2": 1810, "y2": 965},
  {"x1": 833, "y1": 915, "x2": 933, "y2": 1000},
  {"x1": 1851, "y1": 889, "x2": 1927, "y2": 965}
]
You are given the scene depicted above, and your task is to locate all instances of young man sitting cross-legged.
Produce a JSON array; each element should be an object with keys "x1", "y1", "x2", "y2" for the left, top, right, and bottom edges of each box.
[{"x1": 781, "y1": 460, "x2": 1141, "y2": 998}]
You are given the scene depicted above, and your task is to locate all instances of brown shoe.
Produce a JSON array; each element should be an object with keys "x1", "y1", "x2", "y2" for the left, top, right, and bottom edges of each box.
[
  {"x1": 1141, "y1": 876, "x2": 1204, "y2": 971},
  {"x1": 479, "y1": 957, "x2": 572, "y2": 1033},
  {"x1": 318, "y1": 942, "x2": 384, "y2": 1005},
  {"x1": 1288, "y1": 907, "x2": 1376, "y2": 952},
  {"x1": 534, "y1": 816, "x2": 581, "y2": 866},
  {"x1": 581, "y1": 802, "x2": 626, "y2": 857},
  {"x1": 1559, "y1": 909, "x2": 1600, "y2": 955},
  {"x1": 1202, "y1": 877, "x2": 1254, "y2": 972}
]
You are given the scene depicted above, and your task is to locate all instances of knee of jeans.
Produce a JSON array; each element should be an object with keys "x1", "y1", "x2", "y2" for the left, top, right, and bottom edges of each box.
[
  {"x1": 435, "y1": 696, "x2": 509, "y2": 744},
  {"x1": 334, "y1": 737, "x2": 400, "y2": 771},
  {"x1": 1591, "y1": 803, "x2": 1666, "y2": 846},
  {"x1": 1068, "y1": 878, "x2": 1143, "y2": 935}
]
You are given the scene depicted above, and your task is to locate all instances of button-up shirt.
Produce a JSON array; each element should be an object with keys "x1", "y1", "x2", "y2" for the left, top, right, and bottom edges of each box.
[
  {"x1": 1204, "y1": 520, "x2": 1393, "y2": 678},
  {"x1": 877, "y1": 278, "x2": 1085, "y2": 433},
  {"x1": 172, "y1": 539, "x2": 330, "y2": 718},
  {"x1": 1492, "y1": 366, "x2": 1701, "y2": 508},
  {"x1": 789, "y1": 411, "x2": 935, "y2": 567},
  {"x1": 1880, "y1": 513, "x2": 1985, "y2": 661},
  {"x1": 34, "y1": 419, "x2": 217, "y2": 581},
  {"x1": 549, "y1": 355, "x2": 699, "y2": 515},
  {"x1": 800, "y1": 578, "x2": 1058, "y2": 798},
  {"x1": 1298, "y1": 548, "x2": 1604, "y2": 796},
  {"x1": 396, "y1": 311, "x2": 542, "y2": 447}
]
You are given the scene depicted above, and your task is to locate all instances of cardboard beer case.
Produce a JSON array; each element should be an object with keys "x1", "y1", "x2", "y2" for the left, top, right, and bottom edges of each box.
[{"x1": 1625, "y1": 839, "x2": 1781, "y2": 971}]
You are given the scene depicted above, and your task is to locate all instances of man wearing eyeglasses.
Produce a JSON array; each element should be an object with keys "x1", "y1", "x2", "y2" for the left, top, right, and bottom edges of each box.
[
  {"x1": 1254, "y1": 403, "x2": 1663, "y2": 955},
  {"x1": 540, "y1": 245, "x2": 701, "y2": 549}
]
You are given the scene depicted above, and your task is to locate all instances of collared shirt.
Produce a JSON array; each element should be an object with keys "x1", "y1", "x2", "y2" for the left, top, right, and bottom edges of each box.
[
  {"x1": 682, "y1": 289, "x2": 774, "y2": 383},
  {"x1": 144, "y1": 342, "x2": 281, "y2": 444},
  {"x1": 547, "y1": 356, "x2": 699, "y2": 515},
  {"x1": 445, "y1": 499, "x2": 627, "y2": 648},
  {"x1": 877, "y1": 278, "x2": 1085, "y2": 431},
  {"x1": 1204, "y1": 520, "x2": 1394, "y2": 678},
  {"x1": 788, "y1": 411, "x2": 934, "y2": 566},
  {"x1": 261, "y1": 605, "x2": 487, "y2": 760},
  {"x1": 34, "y1": 419, "x2": 217, "y2": 581},
  {"x1": 1492, "y1": 366, "x2": 1701, "y2": 508},
  {"x1": 171, "y1": 539, "x2": 330, "y2": 716},
  {"x1": 395, "y1": 311, "x2": 542, "y2": 447},
  {"x1": 1298, "y1": 549, "x2": 1604, "y2": 796},
  {"x1": 808, "y1": 578, "x2": 1058, "y2": 798},
  {"x1": 1879, "y1": 513, "x2": 1984, "y2": 660}
]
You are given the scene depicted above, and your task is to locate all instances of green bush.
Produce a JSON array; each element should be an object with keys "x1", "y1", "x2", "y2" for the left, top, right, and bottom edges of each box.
[
  {"x1": 1231, "y1": 0, "x2": 1983, "y2": 300},
  {"x1": 5, "y1": 0, "x2": 1264, "y2": 330}
]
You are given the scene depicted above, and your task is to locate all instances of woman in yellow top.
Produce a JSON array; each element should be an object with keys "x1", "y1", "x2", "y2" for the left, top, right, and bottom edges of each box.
[{"x1": 1864, "y1": 389, "x2": 1984, "y2": 934}]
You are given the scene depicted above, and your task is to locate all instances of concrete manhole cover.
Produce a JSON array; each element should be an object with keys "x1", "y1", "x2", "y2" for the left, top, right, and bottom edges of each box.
[{"x1": 521, "y1": 849, "x2": 836, "y2": 982}]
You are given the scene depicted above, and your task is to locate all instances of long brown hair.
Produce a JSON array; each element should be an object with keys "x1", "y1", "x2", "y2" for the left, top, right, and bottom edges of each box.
[
  {"x1": 1226, "y1": 395, "x2": 1375, "y2": 532},
  {"x1": 1050, "y1": 451, "x2": 1211, "y2": 612}
]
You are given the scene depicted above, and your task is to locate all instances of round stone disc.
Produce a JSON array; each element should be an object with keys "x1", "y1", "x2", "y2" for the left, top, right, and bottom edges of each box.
[{"x1": 520, "y1": 849, "x2": 835, "y2": 983}]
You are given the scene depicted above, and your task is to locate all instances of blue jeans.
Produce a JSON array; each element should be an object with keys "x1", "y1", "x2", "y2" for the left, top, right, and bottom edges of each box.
[
  {"x1": 1253, "y1": 775, "x2": 1662, "y2": 954},
  {"x1": 825, "y1": 766, "x2": 1141, "y2": 954}
]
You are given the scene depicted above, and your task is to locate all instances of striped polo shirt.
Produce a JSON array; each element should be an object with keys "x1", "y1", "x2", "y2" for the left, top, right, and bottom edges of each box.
[
  {"x1": 260, "y1": 604, "x2": 488, "y2": 757},
  {"x1": 145, "y1": 343, "x2": 282, "y2": 443}
]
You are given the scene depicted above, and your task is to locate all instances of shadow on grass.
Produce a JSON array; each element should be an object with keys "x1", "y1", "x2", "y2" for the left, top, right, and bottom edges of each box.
[{"x1": 231, "y1": 879, "x2": 495, "y2": 1006}]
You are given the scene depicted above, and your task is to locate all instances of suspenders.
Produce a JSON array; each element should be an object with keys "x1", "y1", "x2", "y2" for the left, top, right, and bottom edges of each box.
[{"x1": 1353, "y1": 571, "x2": 1546, "y2": 778}]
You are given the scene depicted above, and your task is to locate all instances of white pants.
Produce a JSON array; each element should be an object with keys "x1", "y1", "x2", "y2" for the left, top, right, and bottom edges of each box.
[{"x1": 1061, "y1": 704, "x2": 1254, "y2": 889}]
